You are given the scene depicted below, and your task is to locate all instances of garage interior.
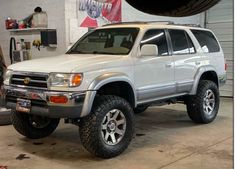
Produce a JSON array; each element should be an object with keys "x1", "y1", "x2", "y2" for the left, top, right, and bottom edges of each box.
[{"x1": 0, "y1": 0, "x2": 233, "y2": 169}]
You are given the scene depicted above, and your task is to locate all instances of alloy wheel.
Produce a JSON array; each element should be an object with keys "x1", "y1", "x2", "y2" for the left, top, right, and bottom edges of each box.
[
  {"x1": 203, "y1": 89, "x2": 215, "y2": 116},
  {"x1": 101, "y1": 109, "x2": 126, "y2": 146}
]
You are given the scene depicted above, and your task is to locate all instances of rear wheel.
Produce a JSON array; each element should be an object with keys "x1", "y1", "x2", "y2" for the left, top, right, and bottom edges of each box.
[
  {"x1": 12, "y1": 111, "x2": 60, "y2": 139},
  {"x1": 186, "y1": 80, "x2": 220, "y2": 124},
  {"x1": 79, "y1": 95, "x2": 134, "y2": 158}
]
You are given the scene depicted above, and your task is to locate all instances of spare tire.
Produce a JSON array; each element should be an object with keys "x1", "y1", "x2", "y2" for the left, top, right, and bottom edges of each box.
[{"x1": 126, "y1": 0, "x2": 220, "y2": 17}]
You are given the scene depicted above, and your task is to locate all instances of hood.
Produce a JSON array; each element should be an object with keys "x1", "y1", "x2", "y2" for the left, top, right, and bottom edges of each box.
[{"x1": 8, "y1": 54, "x2": 131, "y2": 73}]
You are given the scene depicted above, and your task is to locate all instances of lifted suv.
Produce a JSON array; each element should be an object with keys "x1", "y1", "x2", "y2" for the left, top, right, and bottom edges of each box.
[{"x1": 4, "y1": 22, "x2": 226, "y2": 158}]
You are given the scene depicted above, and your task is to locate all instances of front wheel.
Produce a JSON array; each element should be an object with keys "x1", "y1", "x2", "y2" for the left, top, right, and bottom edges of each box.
[
  {"x1": 12, "y1": 111, "x2": 60, "y2": 139},
  {"x1": 79, "y1": 95, "x2": 134, "y2": 158},
  {"x1": 186, "y1": 80, "x2": 220, "y2": 124}
]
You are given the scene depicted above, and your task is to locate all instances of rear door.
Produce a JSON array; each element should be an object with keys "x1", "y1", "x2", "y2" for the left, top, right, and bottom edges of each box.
[{"x1": 168, "y1": 29, "x2": 200, "y2": 93}]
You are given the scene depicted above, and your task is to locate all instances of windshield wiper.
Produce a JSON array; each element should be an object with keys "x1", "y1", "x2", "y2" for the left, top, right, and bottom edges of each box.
[
  {"x1": 68, "y1": 50, "x2": 86, "y2": 54},
  {"x1": 68, "y1": 50, "x2": 125, "y2": 55}
]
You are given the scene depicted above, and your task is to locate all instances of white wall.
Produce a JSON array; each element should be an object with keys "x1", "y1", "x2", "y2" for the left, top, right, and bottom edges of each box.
[
  {"x1": 0, "y1": 0, "x2": 66, "y2": 65},
  {"x1": 65, "y1": 0, "x2": 79, "y2": 49}
]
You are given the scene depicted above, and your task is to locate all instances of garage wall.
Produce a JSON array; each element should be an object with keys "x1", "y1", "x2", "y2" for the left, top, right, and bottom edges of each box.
[
  {"x1": 65, "y1": 0, "x2": 201, "y2": 47},
  {"x1": 205, "y1": 0, "x2": 234, "y2": 97},
  {"x1": 0, "y1": 0, "x2": 67, "y2": 66}
]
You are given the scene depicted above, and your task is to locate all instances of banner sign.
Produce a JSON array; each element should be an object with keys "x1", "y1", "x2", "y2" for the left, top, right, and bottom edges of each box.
[{"x1": 77, "y1": 0, "x2": 122, "y2": 27}]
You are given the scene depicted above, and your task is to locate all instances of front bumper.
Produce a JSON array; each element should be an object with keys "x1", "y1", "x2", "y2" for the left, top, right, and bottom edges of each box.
[{"x1": 4, "y1": 85, "x2": 95, "y2": 118}]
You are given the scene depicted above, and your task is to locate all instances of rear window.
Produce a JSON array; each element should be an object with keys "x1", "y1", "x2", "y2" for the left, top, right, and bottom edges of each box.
[
  {"x1": 191, "y1": 30, "x2": 220, "y2": 53},
  {"x1": 169, "y1": 29, "x2": 193, "y2": 55},
  {"x1": 185, "y1": 33, "x2": 196, "y2": 54}
]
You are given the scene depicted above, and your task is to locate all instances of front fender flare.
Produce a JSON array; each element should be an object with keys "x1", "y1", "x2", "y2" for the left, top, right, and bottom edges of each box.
[{"x1": 80, "y1": 73, "x2": 136, "y2": 117}]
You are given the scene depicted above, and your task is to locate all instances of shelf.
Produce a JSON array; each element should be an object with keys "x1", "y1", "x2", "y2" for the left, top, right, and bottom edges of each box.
[{"x1": 9, "y1": 28, "x2": 55, "y2": 32}]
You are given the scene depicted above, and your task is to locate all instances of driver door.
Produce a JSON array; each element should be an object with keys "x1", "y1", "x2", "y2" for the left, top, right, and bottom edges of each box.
[{"x1": 134, "y1": 29, "x2": 175, "y2": 103}]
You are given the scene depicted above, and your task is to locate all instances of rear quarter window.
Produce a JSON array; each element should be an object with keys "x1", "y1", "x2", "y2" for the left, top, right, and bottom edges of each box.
[{"x1": 191, "y1": 30, "x2": 220, "y2": 53}]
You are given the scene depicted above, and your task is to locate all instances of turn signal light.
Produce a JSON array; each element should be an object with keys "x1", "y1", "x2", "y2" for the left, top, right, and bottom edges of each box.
[
  {"x1": 50, "y1": 96, "x2": 68, "y2": 104},
  {"x1": 71, "y1": 74, "x2": 83, "y2": 86}
]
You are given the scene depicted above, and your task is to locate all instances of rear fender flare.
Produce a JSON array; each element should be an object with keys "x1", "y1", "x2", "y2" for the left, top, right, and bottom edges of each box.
[{"x1": 190, "y1": 65, "x2": 218, "y2": 95}]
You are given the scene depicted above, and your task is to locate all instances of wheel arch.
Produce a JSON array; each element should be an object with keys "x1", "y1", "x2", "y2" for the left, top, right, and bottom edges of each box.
[
  {"x1": 190, "y1": 66, "x2": 219, "y2": 95},
  {"x1": 81, "y1": 73, "x2": 137, "y2": 117}
]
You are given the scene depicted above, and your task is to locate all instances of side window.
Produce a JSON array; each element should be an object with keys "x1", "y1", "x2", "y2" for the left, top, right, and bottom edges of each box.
[
  {"x1": 191, "y1": 30, "x2": 220, "y2": 53},
  {"x1": 185, "y1": 33, "x2": 196, "y2": 54},
  {"x1": 169, "y1": 29, "x2": 190, "y2": 55},
  {"x1": 141, "y1": 29, "x2": 169, "y2": 56}
]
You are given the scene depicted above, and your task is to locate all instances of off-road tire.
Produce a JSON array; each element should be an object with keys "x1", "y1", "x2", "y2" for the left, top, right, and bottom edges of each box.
[
  {"x1": 79, "y1": 95, "x2": 134, "y2": 158},
  {"x1": 134, "y1": 105, "x2": 149, "y2": 114},
  {"x1": 12, "y1": 111, "x2": 60, "y2": 139},
  {"x1": 186, "y1": 80, "x2": 220, "y2": 124}
]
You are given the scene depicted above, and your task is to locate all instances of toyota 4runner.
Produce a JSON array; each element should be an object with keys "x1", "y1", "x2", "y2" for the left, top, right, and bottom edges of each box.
[{"x1": 4, "y1": 22, "x2": 227, "y2": 158}]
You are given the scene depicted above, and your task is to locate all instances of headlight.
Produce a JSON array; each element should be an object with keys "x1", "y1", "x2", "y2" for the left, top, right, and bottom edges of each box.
[
  {"x1": 4, "y1": 69, "x2": 13, "y2": 83},
  {"x1": 49, "y1": 73, "x2": 83, "y2": 87}
]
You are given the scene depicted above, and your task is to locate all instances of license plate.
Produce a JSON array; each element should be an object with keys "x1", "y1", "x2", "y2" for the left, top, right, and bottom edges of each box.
[{"x1": 16, "y1": 98, "x2": 31, "y2": 113}]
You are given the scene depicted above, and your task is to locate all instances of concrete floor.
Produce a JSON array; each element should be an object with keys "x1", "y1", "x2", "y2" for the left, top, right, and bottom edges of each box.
[{"x1": 0, "y1": 98, "x2": 233, "y2": 169}]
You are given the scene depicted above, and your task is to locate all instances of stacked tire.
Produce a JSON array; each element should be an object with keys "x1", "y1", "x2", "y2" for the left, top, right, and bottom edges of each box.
[{"x1": 126, "y1": 0, "x2": 220, "y2": 17}]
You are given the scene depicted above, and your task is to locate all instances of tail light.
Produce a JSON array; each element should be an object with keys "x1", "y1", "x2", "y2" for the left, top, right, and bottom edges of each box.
[{"x1": 225, "y1": 63, "x2": 228, "y2": 71}]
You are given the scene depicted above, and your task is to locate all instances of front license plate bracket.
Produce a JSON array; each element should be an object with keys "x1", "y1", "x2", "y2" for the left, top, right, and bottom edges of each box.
[{"x1": 16, "y1": 98, "x2": 31, "y2": 113}]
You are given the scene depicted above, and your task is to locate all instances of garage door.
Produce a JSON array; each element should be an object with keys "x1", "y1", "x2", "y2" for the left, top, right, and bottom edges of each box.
[{"x1": 206, "y1": 0, "x2": 233, "y2": 97}]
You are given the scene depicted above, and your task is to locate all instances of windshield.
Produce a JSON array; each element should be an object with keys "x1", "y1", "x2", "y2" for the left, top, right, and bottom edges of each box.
[{"x1": 67, "y1": 28, "x2": 139, "y2": 55}]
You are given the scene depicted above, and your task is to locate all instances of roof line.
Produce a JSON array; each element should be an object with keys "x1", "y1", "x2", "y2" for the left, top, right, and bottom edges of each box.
[{"x1": 103, "y1": 21, "x2": 201, "y2": 28}]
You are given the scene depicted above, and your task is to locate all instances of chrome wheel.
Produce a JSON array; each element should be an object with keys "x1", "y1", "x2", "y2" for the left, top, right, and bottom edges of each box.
[
  {"x1": 101, "y1": 109, "x2": 126, "y2": 146},
  {"x1": 203, "y1": 89, "x2": 215, "y2": 116}
]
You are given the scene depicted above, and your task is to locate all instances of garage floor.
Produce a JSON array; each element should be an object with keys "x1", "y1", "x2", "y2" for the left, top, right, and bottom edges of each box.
[{"x1": 0, "y1": 98, "x2": 233, "y2": 169}]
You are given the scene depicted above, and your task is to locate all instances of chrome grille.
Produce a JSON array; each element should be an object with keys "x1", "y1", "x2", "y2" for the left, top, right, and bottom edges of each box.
[{"x1": 10, "y1": 73, "x2": 48, "y2": 89}]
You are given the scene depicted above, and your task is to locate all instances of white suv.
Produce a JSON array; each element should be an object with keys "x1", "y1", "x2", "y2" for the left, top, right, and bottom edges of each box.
[{"x1": 4, "y1": 22, "x2": 227, "y2": 158}]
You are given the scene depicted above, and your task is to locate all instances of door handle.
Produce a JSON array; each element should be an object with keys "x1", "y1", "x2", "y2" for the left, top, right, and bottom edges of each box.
[{"x1": 165, "y1": 63, "x2": 173, "y2": 68}]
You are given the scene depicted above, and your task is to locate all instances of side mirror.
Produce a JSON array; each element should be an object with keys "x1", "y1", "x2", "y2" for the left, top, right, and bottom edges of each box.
[{"x1": 140, "y1": 44, "x2": 158, "y2": 56}]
